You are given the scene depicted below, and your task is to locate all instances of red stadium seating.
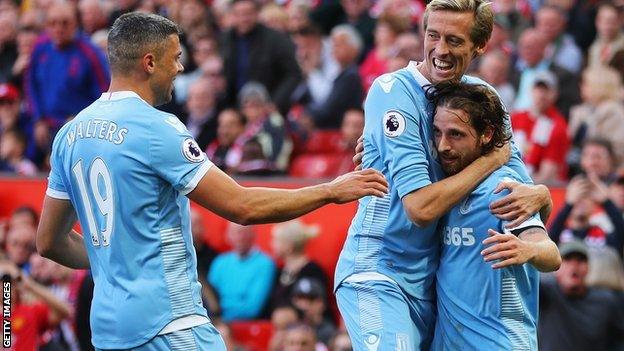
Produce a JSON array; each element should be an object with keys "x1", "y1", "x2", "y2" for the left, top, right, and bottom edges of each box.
[
  {"x1": 303, "y1": 130, "x2": 343, "y2": 154},
  {"x1": 289, "y1": 154, "x2": 345, "y2": 178},
  {"x1": 230, "y1": 320, "x2": 273, "y2": 351}
]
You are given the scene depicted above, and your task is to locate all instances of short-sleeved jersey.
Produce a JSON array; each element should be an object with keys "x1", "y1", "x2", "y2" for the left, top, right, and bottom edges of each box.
[
  {"x1": 46, "y1": 91, "x2": 213, "y2": 349},
  {"x1": 334, "y1": 62, "x2": 532, "y2": 301},
  {"x1": 433, "y1": 166, "x2": 544, "y2": 351}
]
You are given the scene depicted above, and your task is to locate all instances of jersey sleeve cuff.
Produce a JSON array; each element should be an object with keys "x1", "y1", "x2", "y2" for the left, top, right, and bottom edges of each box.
[
  {"x1": 180, "y1": 160, "x2": 213, "y2": 196},
  {"x1": 46, "y1": 187, "x2": 70, "y2": 200},
  {"x1": 505, "y1": 216, "x2": 545, "y2": 236}
]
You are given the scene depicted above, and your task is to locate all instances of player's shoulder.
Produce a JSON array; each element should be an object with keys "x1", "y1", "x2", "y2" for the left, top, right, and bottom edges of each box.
[
  {"x1": 477, "y1": 165, "x2": 524, "y2": 195},
  {"x1": 461, "y1": 74, "x2": 492, "y2": 89},
  {"x1": 368, "y1": 66, "x2": 419, "y2": 98}
]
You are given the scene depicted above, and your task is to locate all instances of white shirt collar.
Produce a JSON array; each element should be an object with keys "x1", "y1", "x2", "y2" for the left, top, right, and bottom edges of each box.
[
  {"x1": 99, "y1": 91, "x2": 150, "y2": 105},
  {"x1": 406, "y1": 61, "x2": 431, "y2": 88}
]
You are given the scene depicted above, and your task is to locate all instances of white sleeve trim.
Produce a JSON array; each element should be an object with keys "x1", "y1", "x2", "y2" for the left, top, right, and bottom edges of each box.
[
  {"x1": 46, "y1": 187, "x2": 70, "y2": 200},
  {"x1": 180, "y1": 160, "x2": 213, "y2": 196},
  {"x1": 504, "y1": 216, "x2": 545, "y2": 234}
]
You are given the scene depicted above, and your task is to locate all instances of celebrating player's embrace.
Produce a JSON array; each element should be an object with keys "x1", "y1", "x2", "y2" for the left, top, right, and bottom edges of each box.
[
  {"x1": 339, "y1": 0, "x2": 560, "y2": 350},
  {"x1": 429, "y1": 82, "x2": 561, "y2": 350}
]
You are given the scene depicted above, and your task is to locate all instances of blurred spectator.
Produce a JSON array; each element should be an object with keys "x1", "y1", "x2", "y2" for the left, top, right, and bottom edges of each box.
[
  {"x1": 549, "y1": 175, "x2": 624, "y2": 255},
  {"x1": 269, "y1": 220, "x2": 327, "y2": 313},
  {"x1": 11, "y1": 16, "x2": 41, "y2": 87},
  {"x1": 586, "y1": 246, "x2": 624, "y2": 292},
  {"x1": 568, "y1": 66, "x2": 624, "y2": 168},
  {"x1": 25, "y1": 1, "x2": 110, "y2": 132},
  {"x1": 392, "y1": 31, "x2": 423, "y2": 62},
  {"x1": 9, "y1": 206, "x2": 38, "y2": 230},
  {"x1": 185, "y1": 78, "x2": 220, "y2": 150},
  {"x1": 578, "y1": 138, "x2": 618, "y2": 182},
  {"x1": 174, "y1": 43, "x2": 220, "y2": 104},
  {"x1": 206, "y1": 108, "x2": 246, "y2": 171},
  {"x1": 492, "y1": 0, "x2": 530, "y2": 43},
  {"x1": 0, "y1": 260, "x2": 71, "y2": 351},
  {"x1": 214, "y1": 321, "x2": 247, "y2": 351},
  {"x1": 359, "y1": 14, "x2": 410, "y2": 91},
  {"x1": 208, "y1": 223, "x2": 276, "y2": 322},
  {"x1": 260, "y1": 3, "x2": 289, "y2": 33},
  {"x1": 5, "y1": 224, "x2": 35, "y2": 272},
  {"x1": 78, "y1": 0, "x2": 109, "y2": 35},
  {"x1": 535, "y1": 4, "x2": 583, "y2": 74},
  {"x1": 228, "y1": 82, "x2": 292, "y2": 173},
  {"x1": 0, "y1": 83, "x2": 28, "y2": 134},
  {"x1": 0, "y1": 11, "x2": 17, "y2": 83},
  {"x1": 477, "y1": 50, "x2": 515, "y2": 108},
  {"x1": 190, "y1": 209, "x2": 219, "y2": 317},
  {"x1": 290, "y1": 25, "x2": 340, "y2": 121},
  {"x1": 483, "y1": 21, "x2": 514, "y2": 57},
  {"x1": 511, "y1": 71, "x2": 569, "y2": 184},
  {"x1": 610, "y1": 171, "x2": 624, "y2": 211},
  {"x1": 0, "y1": 128, "x2": 38, "y2": 176},
  {"x1": 311, "y1": 0, "x2": 375, "y2": 58},
  {"x1": 371, "y1": 0, "x2": 423, "y2": 28},
  {"x1": 287, "y1": 0, "x2": 312, "y2": 33},
  {"x1": 176, "y1": 0, "x2": 211, "y2": 39},
  {"x1": 301, "y1": 25, "x2": 363, "y2": 131},
  {"x1": 108, "y1": 0, "x2": 140, "y2": 25},
  {"x1": 538, "y1": 241, "x2": 624, "y2": 351},
  {"x1": 555, "y1": 0, "x2": 598, "y2": 52},
  {"x1": 329, "y1": 330, "x2": 352, "y2": 351},
  {"x1": 283, "y1": 323, "x2": 321, "y2": 351},
  {"x1": 588, "y1": 2, "x2": 624, "y2": 68},
  {"x1": 220, "y1": 0, "x2": 301, "y2": 115},
  {"x1": 511, "y1": 28, "x2": 580, "y2": 116},
  {"x1": 269, "y1": 304, "x2": 301, "y2": 351},
  {"x1": 291, "y1": 278, "x2": 336, "y2": 346}
]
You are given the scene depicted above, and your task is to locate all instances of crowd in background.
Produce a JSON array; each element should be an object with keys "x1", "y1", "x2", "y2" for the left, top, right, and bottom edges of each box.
[{"x1": 1, "y1": 0, "x2": 624, "y2": 350}]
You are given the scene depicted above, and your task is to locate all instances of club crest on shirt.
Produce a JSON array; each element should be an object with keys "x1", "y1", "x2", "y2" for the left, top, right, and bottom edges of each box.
[
  {"x1": 459, "y1": 196, "x2": 472, "y2": 215},
  {"x1": 182, "y1": 138, "x2": 204, "y2": 163},
  {"x1": 383, "y1": 110, "x2": 406, "y2": 138}
]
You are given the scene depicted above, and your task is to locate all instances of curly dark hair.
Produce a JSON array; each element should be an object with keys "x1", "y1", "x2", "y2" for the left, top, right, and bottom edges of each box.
[{"x1": 425, "y1": 82, "x2": 511, "y2": 155}]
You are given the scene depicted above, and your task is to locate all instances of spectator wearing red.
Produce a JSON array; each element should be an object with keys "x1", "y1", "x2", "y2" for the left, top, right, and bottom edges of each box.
[
  {"x1": 205, "y1": 109, "x2": 246, "y2": 172},
  {"x1": 0, "y1": 260, "x2": 71, "y2": 351},
  {"x1": 511, "y1": 71, "x2": 569, "y2": 184},
  {"x1": 359, "y1": 13, "x2": 410, "y2": 91}
]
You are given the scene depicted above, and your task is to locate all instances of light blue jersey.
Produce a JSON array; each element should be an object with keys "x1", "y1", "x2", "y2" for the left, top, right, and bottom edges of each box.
[
  {"x1": 334, "y1": 62, "x2": 531, "y2": 301},
  {"x1": 46, "y1": 91, "x2": 214, "y2": 349},
  {"x1": 433, "y1": 166, "x2": 543, "y2": 351}
]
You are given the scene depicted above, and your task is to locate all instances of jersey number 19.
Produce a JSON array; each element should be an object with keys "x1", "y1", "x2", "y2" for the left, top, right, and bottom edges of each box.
[{"x1": 72, "y1": 158, "x2": 114, "y2": 247}]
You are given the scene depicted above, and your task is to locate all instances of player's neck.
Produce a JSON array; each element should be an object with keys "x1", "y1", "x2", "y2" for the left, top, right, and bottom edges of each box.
[{"x1": 108, "y1": 76, "x2": 156, "y2": 106}]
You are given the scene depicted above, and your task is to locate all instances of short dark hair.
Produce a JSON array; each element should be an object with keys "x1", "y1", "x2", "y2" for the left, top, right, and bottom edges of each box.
[
  {"x1": 583, "y1": 137, "x2": 615, "y2": 160},
  {"x1": 427, "y1": 82, "x2": 510, "y2": 154},
  {"x1": 108, "y1": 12, "x2": 181, "y2": 74},
  {"x1": 12, "y1": 206, "x2": 39, "y2": 224}
]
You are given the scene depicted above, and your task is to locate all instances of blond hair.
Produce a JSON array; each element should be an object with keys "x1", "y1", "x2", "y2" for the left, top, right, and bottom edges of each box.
[
  {"x1": 423, "y1": 0, "x2": 494, "y2": 49},
  {"x1": 582, "y1": 66, "x2": 622, "y2": 103},
  {"x1": 272, "y1": 220, "x2": 319, "y2": 253}
]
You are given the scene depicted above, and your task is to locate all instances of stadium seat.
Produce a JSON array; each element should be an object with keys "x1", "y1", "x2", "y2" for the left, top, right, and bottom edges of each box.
[
  {"x1": 230, "y1": 320, "x2": 273, "y2": 351},
  {"x1": 303, "y1": 130, "x2": 343, "y2": 154},
  {"x1": 289, "y1": 154, "x2": 346, "y2": 178}
]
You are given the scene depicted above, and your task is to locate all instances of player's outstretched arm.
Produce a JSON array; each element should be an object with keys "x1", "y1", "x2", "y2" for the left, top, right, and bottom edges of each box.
[
  {"x1": 36, "y1": 196, "x2": 90, "y2": 269},
  {"x1": 188, "y1": 166, "x2": 388, "y2": 225},
  {"x1": 402, "y1": 143, "x2": 511, "y2": 227},
  {"x1": 481, "y1": 228, "x2": 561, "y2": 272},
  {"x1": 490, "y1": 182, "x2": 553, "y2": 228}
]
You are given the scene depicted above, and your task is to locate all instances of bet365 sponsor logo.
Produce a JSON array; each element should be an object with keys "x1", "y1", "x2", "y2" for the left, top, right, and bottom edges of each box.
[{"x1": 442, "y1": 226, "x2": 475, "y2": 246}]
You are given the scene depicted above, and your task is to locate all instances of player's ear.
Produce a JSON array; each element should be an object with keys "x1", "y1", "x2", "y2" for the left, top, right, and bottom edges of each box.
[
  {"x1": 143, "y1": 53, "x2": 156, "y2": 75},
  {"x1": 472, "y1": 45, "x2": 486, "y2": 59},
  {"x1": 481, "y1": 126, "x2": 494, "y2": 145}
]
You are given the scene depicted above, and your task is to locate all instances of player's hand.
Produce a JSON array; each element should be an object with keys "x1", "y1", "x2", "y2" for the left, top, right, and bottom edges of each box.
[
  {"x1": 485, "y1": 142, "x2": 511, "y2": 169},
  {"x1": 328, "y1": 168, "x2": 388, "y2": 204},
  {"x1": 481, "y1": 229, "x2": 536, "y2": 269},
  {"x1": 353, "y1": 135, "x2": 364, "y2": 171},
  {"x1": 490, "y1": 182, "x2": 546, "y2": 228}
]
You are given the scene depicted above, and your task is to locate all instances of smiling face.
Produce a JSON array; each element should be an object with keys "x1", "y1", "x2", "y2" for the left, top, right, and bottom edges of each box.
[
  {"x1": 434, "y1": 106, "x2": 491, "y2": 175},
  {"x1": 421, "y1": 10, "x2": 484, "y2": 83},
  {"x1": 149, "y1": 34, "x2": 184, "y2": 106}
]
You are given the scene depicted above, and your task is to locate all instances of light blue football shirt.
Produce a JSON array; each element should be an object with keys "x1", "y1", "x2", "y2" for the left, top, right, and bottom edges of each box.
[
  {"x1": 46, "y1": 91, "x2": 213, "y2": 349},
  {"x1": 334, "y1": 62, "x2": 532, "y2": 301},
  {"x1": 433, "y1": 166, "x2": 543, "y2": 351}
]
